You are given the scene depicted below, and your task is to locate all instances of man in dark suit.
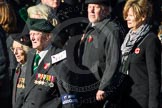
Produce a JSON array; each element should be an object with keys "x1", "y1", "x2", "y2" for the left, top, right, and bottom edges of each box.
[
  {"x1": 56, "y1": 0, "x2": 122, "y2": 108},
  {"x1": 0, "y1": 26, "x2": 12, "y2": 108},
  {"x1": 15, "y1": 18, "x2": 66, "y2": 108},
  {"x1": 78, "y1": 0, "x2": 121, "y2": 107}
]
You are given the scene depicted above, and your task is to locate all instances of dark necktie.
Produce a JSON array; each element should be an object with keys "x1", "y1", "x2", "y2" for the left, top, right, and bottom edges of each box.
[
  {"x1": 33, "y1": 54, "x2": 41, "y2": 73},
  {"x1": 16, "y1": 64, "x2": 21, "y2": 74}
]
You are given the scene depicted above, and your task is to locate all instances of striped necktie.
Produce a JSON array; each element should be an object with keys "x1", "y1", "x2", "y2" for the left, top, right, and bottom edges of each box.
[{"x1": 33, "y1": 54, "x2": 41, "y2": 73}]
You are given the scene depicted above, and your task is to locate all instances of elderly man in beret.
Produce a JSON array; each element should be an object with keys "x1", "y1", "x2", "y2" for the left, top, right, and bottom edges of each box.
[
  {"x1": 78, "y1": 0, "x2": 121, "y2": 107},
  {"x1": 14, "y1": 18, "x2": 66, "y2": 108}
]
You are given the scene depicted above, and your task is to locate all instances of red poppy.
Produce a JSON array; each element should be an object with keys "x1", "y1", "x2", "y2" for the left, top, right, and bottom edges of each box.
[
  {"x1": 135, "y1": 48, "x2": 140, "y2": 54},
  {"x1": 44, "y1": 63, "x2": 50, "y2": 70},
  {"x1": 88, "y1": 36, "x2": 93, "y2": 43}
]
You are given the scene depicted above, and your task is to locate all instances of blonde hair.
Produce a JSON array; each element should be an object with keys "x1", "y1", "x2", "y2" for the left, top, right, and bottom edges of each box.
[
  {"x1": 22, "y1": 44, "x2": 31, "y2": 54},
  {"x1": 19, "y1": 44, "x2": 31, "y2": 64},
  {"x1": 27, "y1": 4, "x2": 58, "y2": 26},
  {"x1": 0, "y1": 3, "x2": 17, "y2": 33},
  {"x1": 123, "y1": 0, "x2": 152, "y2": 22}
]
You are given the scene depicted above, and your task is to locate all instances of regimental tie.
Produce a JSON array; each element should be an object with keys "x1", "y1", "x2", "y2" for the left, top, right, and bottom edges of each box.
[
  {"x1": 16, "y1": 64, "x2": 21, "y2": 74},
  {"x1": 33, "y1": 54, "x2": 41, "y2": 73}
]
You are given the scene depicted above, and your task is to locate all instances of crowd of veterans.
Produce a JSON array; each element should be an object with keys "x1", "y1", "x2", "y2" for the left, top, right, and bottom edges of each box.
[{"x1": 0, "y1": 0, "x2": 162, "y2": 108}]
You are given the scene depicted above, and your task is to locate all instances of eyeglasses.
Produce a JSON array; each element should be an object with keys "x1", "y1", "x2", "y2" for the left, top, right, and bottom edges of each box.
[{"x1": 10, "y1": 47, "x2": 23, "y2": 52}]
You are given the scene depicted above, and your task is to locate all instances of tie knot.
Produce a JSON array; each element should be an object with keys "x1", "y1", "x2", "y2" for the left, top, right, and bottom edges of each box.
[
  {"x1": 35, "y1": 54, "x2": 40, "y2": 61},
  {"x1": 34, "y1": 54, "x2": 41, "y2": 65},
  {"x1": 33, "y1": 54, "x2": 41, "y2": 73}
]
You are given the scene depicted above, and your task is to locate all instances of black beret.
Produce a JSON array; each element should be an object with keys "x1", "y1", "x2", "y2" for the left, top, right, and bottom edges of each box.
[
  {"x1": 26, "y1": 18, "x2": 54, "y2": 33},
  {"x1": 12, "y1": 33, "x2": 32, "y2": 47},
  {"x1": 85, "y1": 0, "x2": 110, "y2": 6}
]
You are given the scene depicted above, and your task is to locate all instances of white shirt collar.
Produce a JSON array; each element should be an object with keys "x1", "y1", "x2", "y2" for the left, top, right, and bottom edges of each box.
[{"x1": 37, "y1": 45, "x2": 52, "y2": 65}]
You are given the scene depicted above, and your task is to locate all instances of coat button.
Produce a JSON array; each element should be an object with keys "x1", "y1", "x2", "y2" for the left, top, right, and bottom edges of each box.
[
  {"x1": 38, "y1": 87, "x2": 42, "y2": 91},
  {"x1": 20, "y1": 92, "x2": 24, "y2": 95}
]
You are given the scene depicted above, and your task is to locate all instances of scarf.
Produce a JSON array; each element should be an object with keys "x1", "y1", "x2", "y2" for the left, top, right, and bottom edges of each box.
[{"x1": 121, "y1": 24, "x2": 151, "y2": 61}]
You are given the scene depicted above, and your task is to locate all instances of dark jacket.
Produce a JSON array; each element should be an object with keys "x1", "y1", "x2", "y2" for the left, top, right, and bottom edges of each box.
[
  {"x1": 57, "y1": 17, "x2": 121, "y2": 108},
  {"x1": 6, "y1": 34, "x2": 18, "y2": 87},
  {"x1": 12, "y1": 63, "x2": 27, "y2": 108},
  {"x1": 80, "y1": 18, "x2": 121, "y2": 91},
  {"x1": 0, "y1": 26, "x2": 12, "y2": 108},
  {"x1": 121, "y1": 32, "x2": 161, "y2": 108},
  {"x1": 14, "y1": 46, "x2": 62, "y2": 108}
]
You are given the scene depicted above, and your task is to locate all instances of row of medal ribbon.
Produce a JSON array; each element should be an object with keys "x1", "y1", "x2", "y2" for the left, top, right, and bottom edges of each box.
[
  {"x1": 34, "y1": 73, "x2": 56, "y2": 87},
  {"x1": 17, "y1": 78, "x2": 25, "y2": 89}
]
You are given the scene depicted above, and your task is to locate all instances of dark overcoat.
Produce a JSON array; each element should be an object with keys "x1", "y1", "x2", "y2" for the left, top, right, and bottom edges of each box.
[
  {"x1": 6, "y1": 34, "x2": 18, "y2": 87},
  {"x1": 80, "y1": 18, "x2": 121, "y2": 91},
  {"x1": 121, "y1": 32, "x2": 161, "y2": 108},
  {"x1": 57, "y1": 17, "x2": 122, "y2": 108},
  {"x1": 14, "y1": 46, "x2": 62, "y2": 108},
  {"x1": 12, "y1": 63, "x2": 26, "y2": 107},
  {"x1": 0, "y1": 26, "x2": 12, "y2": 108}
]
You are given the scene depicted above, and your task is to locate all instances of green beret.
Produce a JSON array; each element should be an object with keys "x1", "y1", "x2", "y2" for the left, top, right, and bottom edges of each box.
[{"x1": 26, "y1": 18, "x2": 54, "y2": 33}]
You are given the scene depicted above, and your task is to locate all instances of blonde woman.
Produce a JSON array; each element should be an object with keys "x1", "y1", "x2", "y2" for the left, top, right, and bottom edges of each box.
[
  {"x1": 120, "y1": 0, "x2": 161, "y2": 107},
  {"x1": 11, "y1": 33, "x2": 32, "y2": 108}
]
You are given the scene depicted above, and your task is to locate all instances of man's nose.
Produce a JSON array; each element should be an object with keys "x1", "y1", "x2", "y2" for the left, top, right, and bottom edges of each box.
[
  {"x1": 90, "y1": 7, "x2": 95, "y2": 12},
  {"x1": 30, "y1": 35, "x2": 35, "y2": 41}
]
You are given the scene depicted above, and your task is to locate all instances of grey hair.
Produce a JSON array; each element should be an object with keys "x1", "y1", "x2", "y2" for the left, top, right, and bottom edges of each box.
[{"x1": 22, "y1": 44, "x2": 31, "y2": 54}]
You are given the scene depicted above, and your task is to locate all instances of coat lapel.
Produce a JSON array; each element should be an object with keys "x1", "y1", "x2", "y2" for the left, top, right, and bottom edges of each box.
[
  {"x1": 94, "y1": 18, "x2": 111, "y2": 34},
  {"x1": 36, "y1": 48, "x2": 53, "y2": 74},
  {"x1": 24, "y1": 50, "x2": 36, "y2": 97},
  {"x1": 24, "y1": 47, "x2": 55, "y2": 98},
  {"x1": 12, "y1": 65, "x2": 21, "y2": 105}
]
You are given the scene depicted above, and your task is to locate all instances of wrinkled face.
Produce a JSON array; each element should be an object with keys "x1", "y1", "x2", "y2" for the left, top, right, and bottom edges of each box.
[
  {"x1": 30, "y1": 30, "x2": 47, "y2": 52},
  {"x1": 88, "y1": 4, "x2": 106, "y2": 23},
  {"x1": 126, "y1": 7, "x2": 145, "y2": 31},
  {"x1": 12, "y1": 41, "x2": 26, "y2": 64},
  {"x1": 41, "y1": 0, "x2": 60, "y2": 9}
]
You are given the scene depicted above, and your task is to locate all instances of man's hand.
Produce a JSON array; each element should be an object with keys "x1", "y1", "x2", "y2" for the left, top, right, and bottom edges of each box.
[{"x1": 96, "y1": 90, "x2": 106, "y2": 101}]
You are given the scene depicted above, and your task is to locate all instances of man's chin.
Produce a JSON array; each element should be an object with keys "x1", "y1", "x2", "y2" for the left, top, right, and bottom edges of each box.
[
  {"x1": 32, "y1": 45, "x2": 37, "y2": 49},
  {"x1": 89, "y1": 18, "x2": 98, "y2": 23}
]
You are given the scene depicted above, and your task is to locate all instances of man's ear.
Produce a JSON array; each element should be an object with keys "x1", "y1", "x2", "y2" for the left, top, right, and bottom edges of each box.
[
  {"x1": 141, "y1": 14, "x2": 146, "y2": 21},
  {"x1": 101, "y1": 6, "x2": 109, "y2": 18},
  {"x1": 104, "y1": 6, "x2": 110, "y2": 13},
  {"x1": 45, "y1": 33, "x2": 52, "y2": 41}
]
